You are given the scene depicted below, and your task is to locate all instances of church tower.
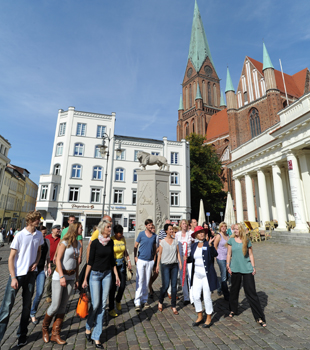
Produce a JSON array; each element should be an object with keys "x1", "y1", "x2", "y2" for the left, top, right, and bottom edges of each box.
[{"x1": 177, "y1": 0, "x2": 221, "y2": 141}]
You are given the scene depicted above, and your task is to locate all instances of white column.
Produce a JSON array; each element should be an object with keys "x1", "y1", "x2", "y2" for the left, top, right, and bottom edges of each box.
[
  {"x1": 253, "y1": 176, "x2": 261, "y2": 223},
  {"x1": 286, "y1": 151, "x2": 308, "y2": 232},
  {"x1": 244, "y1": 174, "x2": 255, "y2": 221},
  {"x1": 298, "y1": 151, "x2": 310, "y2": 221},
  {"x1": 272, "y1": 164, "x2": 287, "y2": 230},
  {"x1": 281, "y1": 165, "x2": 295, "y2": 221},
  {"x1": 234, "y1": 177, "x2": 244, "y2": 223},
  {"x1": 265, "y1": 171, "x2": 276, "y2": 220},
  {"x1": 257, "y1": 168, "x2": 270, "y2": 228}
]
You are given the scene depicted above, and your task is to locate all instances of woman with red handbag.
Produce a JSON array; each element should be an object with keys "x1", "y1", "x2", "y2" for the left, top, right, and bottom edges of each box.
[{"x1": 42, "y1": 223, "x2": 81, "y2": 344}]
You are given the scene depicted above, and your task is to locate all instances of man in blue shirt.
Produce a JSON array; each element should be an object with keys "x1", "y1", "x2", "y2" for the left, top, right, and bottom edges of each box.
[{"x1": 134, "y1": 219, "x2": 156, "y2": 311}]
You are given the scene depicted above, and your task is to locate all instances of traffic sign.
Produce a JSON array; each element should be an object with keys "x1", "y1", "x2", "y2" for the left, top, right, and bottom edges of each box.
[
  {"x1": 206, "y1": 212, "x2": 210, "y2": 216},
  {"x1": 220, "y1": 212, "x2": 223, "y2": 216}
]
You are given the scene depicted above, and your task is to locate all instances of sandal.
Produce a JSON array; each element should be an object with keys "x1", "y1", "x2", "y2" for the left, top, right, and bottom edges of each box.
[
  {"x1": 229, "y1": 311, "x2": 235, "y2": 318},
  {"x1": 257, "y1": 318, "x2": 267, "y2": 327}
]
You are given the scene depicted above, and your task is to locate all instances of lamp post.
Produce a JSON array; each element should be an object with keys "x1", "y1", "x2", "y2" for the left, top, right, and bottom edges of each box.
[{"x1": 99, "y1": 135, "x2": 122, "y2": 218}]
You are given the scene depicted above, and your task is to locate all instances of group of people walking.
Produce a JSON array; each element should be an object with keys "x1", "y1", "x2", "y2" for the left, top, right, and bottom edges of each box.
[
  {"x1": 0, "y1": 210, "x2": 266, "y2": 349},
  {"x1": 134, "y1": 218, "x2": 266, "y2": 329}
]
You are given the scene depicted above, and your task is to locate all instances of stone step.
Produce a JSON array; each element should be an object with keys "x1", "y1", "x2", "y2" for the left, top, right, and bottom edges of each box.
[{"x1": 269, "y1": 230, "x2": 310, "y2": 245}]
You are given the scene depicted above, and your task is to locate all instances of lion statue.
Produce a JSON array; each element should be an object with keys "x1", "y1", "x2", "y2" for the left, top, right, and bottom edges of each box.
[{"x1": 137, "y1": 151, "x2": 170, "y2": 171}]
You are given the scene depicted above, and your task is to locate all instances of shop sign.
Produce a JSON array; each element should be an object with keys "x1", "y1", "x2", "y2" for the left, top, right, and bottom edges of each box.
[
  {"x1": 71, "y1": 204, "x2": 94, "y2": 209},
  {"x1": 115, "y1": 206, "x2": 126, "y2": 209}
]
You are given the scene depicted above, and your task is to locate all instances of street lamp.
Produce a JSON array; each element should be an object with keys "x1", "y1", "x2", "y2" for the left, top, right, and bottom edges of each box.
[{"x1": 99, "y1": 134, "x2": 122, "y2": 217}]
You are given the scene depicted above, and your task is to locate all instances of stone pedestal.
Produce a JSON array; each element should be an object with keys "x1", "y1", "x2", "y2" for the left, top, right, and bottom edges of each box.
[{"x1": 135, "y1": 170, "x2": 170, "y2": 239}]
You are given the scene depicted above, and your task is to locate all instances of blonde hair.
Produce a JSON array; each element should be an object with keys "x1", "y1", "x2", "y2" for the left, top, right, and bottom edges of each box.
[
  {"x1": 25, "y1": 211, "x2": 41, "y2": 225},
  {"x1": 231, "y1": 223, "x2": 249, "y2": 256},
  {"x1": 97, "y1": 219, "x2": 112, "y2": 236},
  {"x1": 218, "y1": 221, "x2": 227, "y2": 232},
  {"x1": 173, "y1": 226, "x2": 179, "y2": 233},
  {"x1": 62, "y1": 222, "x2": 81, "y2": 248},
  {"x1": 180, "y1": 219, "x2": 188, "y2": 229}
]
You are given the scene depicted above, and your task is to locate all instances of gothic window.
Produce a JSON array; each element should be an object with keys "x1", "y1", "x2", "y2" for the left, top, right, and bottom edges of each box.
[
  {"x1": 208, "y1": 82, "x2": 212, "y2": 106},
  {"x1": 189, "y1": 85, "x2": 192, "y2": 108},
  {"x1": 244, "y1": 91, "x2": 248, "y2": 104},
  {"x1": 185, "y1": 122, "x2": 189, "y2": 137},
  {"x1": 249, "y1": 108, "x2": 261, "y2": 138},
  {"x1": 213, "y1": 84, "x2": 217, "y2": 106},
  {"x1": 192, "y1": 119, "x2": 195, "y2": 133}
]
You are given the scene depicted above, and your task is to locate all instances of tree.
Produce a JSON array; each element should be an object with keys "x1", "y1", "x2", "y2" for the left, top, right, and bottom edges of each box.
[{"x1": 187, "y1": 133, "x2": 226, "y2": 221}]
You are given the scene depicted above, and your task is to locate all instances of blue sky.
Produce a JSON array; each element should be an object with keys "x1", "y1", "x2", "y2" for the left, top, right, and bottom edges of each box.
[{"x1": 0, "y1": 0, "x2": 309, "y2": 184}]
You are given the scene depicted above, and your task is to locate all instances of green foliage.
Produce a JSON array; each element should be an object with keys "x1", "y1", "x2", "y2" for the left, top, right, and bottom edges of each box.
[{"x1": 186, "y1": 133, "x2": 226, "y2": 221}]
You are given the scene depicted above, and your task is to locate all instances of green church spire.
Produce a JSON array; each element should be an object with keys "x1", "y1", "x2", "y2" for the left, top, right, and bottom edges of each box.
[
  {"x1": 195, "y1": 83, "x2": 202, "y2": 100},
  {"x1": 225, "y1": 67, "x2": 235, "y2": 93},
  {"x1": 188, "y1": 0, "x2": 216, "y2": 73},
  {"x1": 178, "y1": 93, "x2": 184, "y2": 110},
  {"x1": 263, "y1": 43, "x2": 274, "y2": 70},
  {"x1": 220, "y1": 90, "x2": 226, "y2": 106}
]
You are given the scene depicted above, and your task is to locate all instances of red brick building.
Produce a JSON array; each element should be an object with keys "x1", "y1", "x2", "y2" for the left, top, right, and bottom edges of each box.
[{"x1": 177, "y1": 1, "x2": 310, "y2": 214}]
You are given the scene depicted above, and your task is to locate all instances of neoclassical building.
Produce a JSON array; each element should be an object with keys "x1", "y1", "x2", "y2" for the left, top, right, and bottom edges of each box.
[{"x1": 228, "y1": 92, "x2": 310, "y2": 232}]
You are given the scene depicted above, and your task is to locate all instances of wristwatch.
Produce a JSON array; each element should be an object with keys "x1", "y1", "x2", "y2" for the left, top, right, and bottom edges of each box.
[{"x1": 60, "y1": 276, "x2": 65, "y2": 279}]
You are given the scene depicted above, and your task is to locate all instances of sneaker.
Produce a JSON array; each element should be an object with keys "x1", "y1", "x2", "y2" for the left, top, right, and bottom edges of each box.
[
  {"x1": 143, "y1": 302, "x2": 150, "y2": 309},
  {"x1": 109, "y1": 310, "x2": 118, "y2": 317},
  {"x1": 116, "y1": 302, "x2": 122, "y2": 311},
  {"x1": 46, "y1": 297, "x2": 52, "y2": 303},
  {"x1": 135, "y1": 305, "x2": 141, "y2": 312},
  {"x1": 17, "y1": 335, "x2": 28, "y2": 347}
]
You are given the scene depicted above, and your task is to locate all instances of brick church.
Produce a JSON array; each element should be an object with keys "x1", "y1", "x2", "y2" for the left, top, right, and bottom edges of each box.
[{"x1": 177, "y1": 0, "x2": 310, "y2": 211}]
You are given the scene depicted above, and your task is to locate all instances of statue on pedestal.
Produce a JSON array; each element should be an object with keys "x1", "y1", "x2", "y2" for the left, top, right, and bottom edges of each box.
[{"x1": 137, "y1": 151, "x2": 170, "y2": 171}]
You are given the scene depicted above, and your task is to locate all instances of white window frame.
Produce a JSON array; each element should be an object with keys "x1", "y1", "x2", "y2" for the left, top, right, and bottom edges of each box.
[
  {"x1": 56, "y1": 143, "x2": 63, "y2": 156},
  {"x1": 116, "y1": 149, "x2": 126, "y2": 160},
  {"x1": 54, "y1": 164, "x2": 61, "y2": 175},
  {"x1": 115, "y1": 168, "x2": 125, "y2": 182},
  {"x1": 93, "y1": 166, "x2": 103, "y2": 180},
  {"x1": 114, "y1": 189, "x2": 123, "y2": 204},
  {"x1": 97, "y1": 125, "x2": 106, "y2": 138},
  {"x1": 134, "y1": 150, "x2": 143, "y2": 161},
  {"x1": 91, "y1": 188, "x2": 101, "y2": 203},
  {"x1": 76, "y1": 123, "x2": 86, "y2": 136},
  {"x1": 74, "y1": 143, "x2": 84, "y2": 156},
  {"x1": 40, "y1": 185, "x2": 48, "y2": 200},
  {"x1": 68, "y1": 187, "x2": 79, "y2": 202},
  {"x1": 171, "y1": 172, "x2": 179, "y2": 185},
  {"x1": 52, "y1": 185, "x2": 58, "y2": 201},
  {"x1": 170, "y1": 192, "x2": 179, "y2": 206},
  {"x1": 94, "y1": 145, "x2": 103, "y2": 158},
  {"x1": 71, "y1": 164, "x2": 82, "y2": 179},
  {"x1": 59, "y1": 122, "x2": 66, "y2": 136},
  {"x1": 171, "y1": 152, "x2": 178, "y2": 164}
]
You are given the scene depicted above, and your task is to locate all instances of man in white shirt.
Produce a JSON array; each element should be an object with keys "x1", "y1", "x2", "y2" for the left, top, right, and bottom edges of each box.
[{"x1": 0, "y1": 211, "x2": 43, "y2": 347}]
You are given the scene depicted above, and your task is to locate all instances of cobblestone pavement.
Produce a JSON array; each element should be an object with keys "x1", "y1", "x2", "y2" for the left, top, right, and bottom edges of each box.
[{"x1": 0, "y1": 239, "x2": 310, "y2": 350}]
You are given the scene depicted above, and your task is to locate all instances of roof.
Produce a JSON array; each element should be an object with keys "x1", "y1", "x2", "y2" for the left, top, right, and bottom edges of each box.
[
  {"x1": 206, "y1": 108, "x2": 229, "y2": 141},
  {"x1": 178, "y1": 93, "x2": 184, "y2": 110},
  {"x1": 195, "y1": 83, "x2": 202, "y2": 100},
  {"x1": 188, "y1": 0, "x2": 216, "y2": 73},
  {"x1": 263, "y1": 43, "x2": 274, "y2": 70},
  {"x1": 247, "y1": 57, "x2": 307, "y2": 98},
  {"x1": 225, "y1": 67, "x2": 235, "y2": 93}
]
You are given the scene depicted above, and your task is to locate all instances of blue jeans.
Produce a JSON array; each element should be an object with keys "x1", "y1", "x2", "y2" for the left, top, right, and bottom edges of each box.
[
  {"x1": 0, "y1": 271, "x2": 36, "y2": 341},
  {"x1": 217, "y1": 259, "x2": 230, "y2": 299},
  {"x1": 159, "y1": 263, "x2": 178, "y2": 307},
  {"x1": 30, "y1": 270, "x2": 46, "y2": 317},
  {"x1": 86, "y1": 270, "x2": 112, "y2": 341}
]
